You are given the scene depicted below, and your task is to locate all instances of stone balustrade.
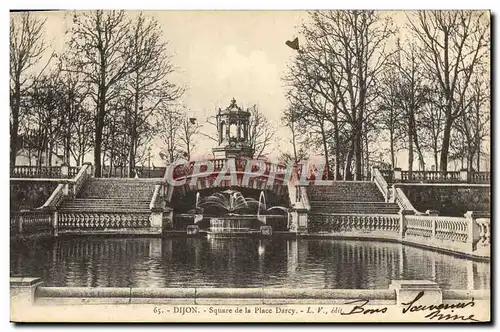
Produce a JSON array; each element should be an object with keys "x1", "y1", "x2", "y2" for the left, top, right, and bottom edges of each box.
[
  {"x1": 307, "y1": 210, "x2": 489, "y2": 258},
  {"x1": 378, "y1": 168, "x2": 490, "y2": 184},
  {"x1": 11, "y1": 165, "x2": 80, "y2": 179},
  {"x1": 58, "y1": 212, "x2": 152, "y2": 230},
  {"x1": 309, "y1": 213, "x2": 400, "y2": 235},
  {"x1": 11, "y1": 210, "x2": 54, "y2": 236}
]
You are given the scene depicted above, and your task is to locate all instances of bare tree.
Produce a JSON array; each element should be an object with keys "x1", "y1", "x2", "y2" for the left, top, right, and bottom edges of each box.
[
  {"x1": 454, "y1": 75, "x2": 490, "y2": 172},
  {"x1": 157, "y1": 104, "x2": 184, "y2": 164},
  {"x1": 124, "y1": 13, "x2": 183, "y2": 176},
  {"x1": 285, "y1": 10, "x2": 394, "y2": 180},
  {"x1": 247, "y1": 105, "x2": 276, "y2": 159},
  {"x1": 177, "y1": 111, "x2": 201, "y2": 161},
  {"x1": 67, "y1": 10, "x2": 138, "y2": 177},
  {"x1": 407, "y1": 11, "x2": 489, "y2": 171},
  {"x1": 70, "y1": 105, "x2": 94, "y2": 166},
  {"x1": 24, "y1": 73, "x2": 65, "y2": 168},
  {"x1": 377, "y1": 69, "x2": 404, "y2": 168},
  {"x1": 419, "y1": 90, "x2": 446, "y2": 170},
  {"x1": 390, "y1": 41, "x2": 430, "y2": 172},
  {"x1": 10, "y1": 12, "x2": 49, "y2": 170},
  {"x1": 56, "y1": 56, "x2": 91, "y2": 165}
]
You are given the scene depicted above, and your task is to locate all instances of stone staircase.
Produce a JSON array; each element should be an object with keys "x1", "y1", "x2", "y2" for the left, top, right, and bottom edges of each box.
[
  {"x1": 59, "y1": 178, "x2": 158, "y2": 213},
  {"x1": 308, "y1": 181, "x2": 400, "y2": 215}
]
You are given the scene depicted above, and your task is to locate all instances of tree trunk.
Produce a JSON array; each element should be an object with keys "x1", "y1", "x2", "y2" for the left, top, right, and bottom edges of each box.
[
  {"x1": 408, "y1": 130, "x2": 413, "y2": 175},
  {"x1": 434, "y1": 147, "x2": 439, "y2": 171},
  {"x1": 476, "y1": 138, "x2": 481, "y2": 172},
  {"x1": 333, "y1": 108, "x2": 340, "y2": 180},
  {"x1": 10, "y1": 81, "x2": 21, "y2": 172},
  {"x1": 320, "y1": 124, "x2": 330, "y2": 180},
  {"x1": 353, "y1": 129, "x2": 362, "y2": 181},
  {"x1": 94, "y1": 115, "x2": 103, "y2": 177},
  {"x1": 413, "y1": 131, "x2": 425, "y2": 171},
  {"x1": 364, "y1": 131, "x2": 370, "y2": 179},
  {"x1": 390, "y1": 128, "x2": 395, "y2": 168},
  {"x1": 467, "y1": 151, "x2": 474, "y2": 173},
  {"x1": 344, "y1": 144, "x2": 353, "y2": 180},
  {"x1": 439, "y1": 119, "x2": 453, "y2": 172}
]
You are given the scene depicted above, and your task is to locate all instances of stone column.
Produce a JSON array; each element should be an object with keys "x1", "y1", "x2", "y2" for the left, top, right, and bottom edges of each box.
[
  {"x1": 16, "y1": 213, "x2": 23, "y2": 234},
  {"x1": 393, "y1": 167, "x2": 402, "y2": 181},
  {"x1": 150, "y1": 211, "x2": 163, "y2": 234},
  {"x1": 226, "y1": 120, "x2": 231, "y2": 140},
  {"x1": 163, "y1": 207, "x2": 174, "y2": 231},
  {"x1": 460, "y1": 168, "x2": 469, "y2": 182},
  {"x1": 60, "y1": 163, "x2": 69, "y2": 178},
  {"x1": 53, "y1": 210, "x2": 58, "y2": 237},
  {"x1": 296, "y1": 209, "x2": 308, "y2": 234},
  {"x1": 464, "y1": 211, "x2": 479, "y2": 253},
  {"x1": 398, "y1": 210, "x2": 414, "y2": 239}
]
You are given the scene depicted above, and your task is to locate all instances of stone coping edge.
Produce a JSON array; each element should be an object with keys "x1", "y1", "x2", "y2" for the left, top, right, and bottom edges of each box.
[
  {"x1": 35, "y1": 287, "x2": 396, "y2": 300},
  {"x1": 21, "y1": 286, "x2": 490, "y2": 302}
]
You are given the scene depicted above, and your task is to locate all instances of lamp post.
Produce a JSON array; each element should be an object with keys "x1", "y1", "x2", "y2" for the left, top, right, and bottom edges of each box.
[{"x1": 148, "y1": 147, "x2": 151, "y2": 178}]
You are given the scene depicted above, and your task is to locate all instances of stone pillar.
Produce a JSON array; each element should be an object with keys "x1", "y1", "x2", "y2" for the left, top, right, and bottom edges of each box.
[
  {"x1": 17, "y1": 213, "x2": 23, "y2": 234},
  {"x1": 60, "y1": 163, "x2": 69, "y2": 178},
  {"x1": 150, "y1": 211, "x2": 163, "y2": 234},
  {"x1": 226, "y1": 120, "x2": 231, "y2": 140},
  {"x1": 10, "y1": 277, "x2": 43, "y2": 309},
  {"x1": 83, "y1": 162, "x2": 93, "y2": 175},
  {"x1": 390, "y1": 280, "x2": 442, "y2": 306},
  {"x1": 163, "y1": 208, "x2": 174, "y2": 230},
  {"x1": 464, "y1": 211, "x2": 479, "y2": 253},
  {"x1": 289, "y1": 211, "x2": 298, "y2": 233},
  {"x1": 297, "y1": 210, "x2": 308, "y2": 234},
  {"x1": 393, "y1": 167, "x2": 402, "y2": 181},
  {"x1": 398, "y1": 210, "x2": 414, "y2": 239},
  {"x1": 460, "y1": 168, "x2": 469, "y2": 182},
  {"x1": 53, "y1": 210, "x2": 58, "y2": 237},
  {"x1": 63, "y1": 182, "x2": 69, "y2": 197}
]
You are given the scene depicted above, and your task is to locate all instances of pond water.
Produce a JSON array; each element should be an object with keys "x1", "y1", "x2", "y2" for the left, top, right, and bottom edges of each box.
[{"x1": 10, "y1": 237, "x2": 489, "y2": 290}]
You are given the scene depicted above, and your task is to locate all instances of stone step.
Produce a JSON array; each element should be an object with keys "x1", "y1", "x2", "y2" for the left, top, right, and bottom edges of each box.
[
  {"x1": 59, "y1": 208, "x2": 151, "y2": 213},
  {"x1": 62, "y1": 199, "x2": 151, "y2": 204},
  {"x1": 307, "y1": 182, "x2": 384, "y2": 202},
  {"x1": 78, "y1": 178, "x2": 157, "y2": 200},
  {"x1": 310, "y1": 201, "x2": 397, "y2": 207},
  {"x1": 311, "y1": 207, "x2": 400, "y2": 214},
  {"x1": 60, "y1": 204, "x2": 150, "y2": 209}
]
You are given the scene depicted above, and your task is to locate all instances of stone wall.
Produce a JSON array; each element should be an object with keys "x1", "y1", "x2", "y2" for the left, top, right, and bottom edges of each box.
[
  {"x1": 399, "y1": 184, "x2": 490, "y2": 217},
  {"x1": 10, "y1": 180, "x2": 58, "y2": 211}
]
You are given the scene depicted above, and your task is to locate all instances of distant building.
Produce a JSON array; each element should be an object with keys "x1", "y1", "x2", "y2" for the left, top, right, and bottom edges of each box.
[{"x1": 15, "y1": 148, "x2": 64, "y2": 167}]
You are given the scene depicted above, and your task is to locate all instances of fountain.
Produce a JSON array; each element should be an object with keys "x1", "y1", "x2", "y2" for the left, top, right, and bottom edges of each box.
[{"x1": 194, "y1": 190, "x2": 289, "y2": 236}]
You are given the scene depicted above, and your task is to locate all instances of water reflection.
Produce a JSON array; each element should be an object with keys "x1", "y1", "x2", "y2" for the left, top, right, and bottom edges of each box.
[{"x1": 10, "y1": 237, "x2": 490, "y2": 289}]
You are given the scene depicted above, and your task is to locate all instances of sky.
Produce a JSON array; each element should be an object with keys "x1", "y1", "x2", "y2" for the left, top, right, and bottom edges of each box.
[{"x1": 12, "y1": 10, "x2": 491, "y2": 171}]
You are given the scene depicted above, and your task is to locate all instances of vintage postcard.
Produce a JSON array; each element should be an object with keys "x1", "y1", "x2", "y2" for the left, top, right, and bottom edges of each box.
[{"x1": 9, "y1": 9, "x2": 490, "y2": 323}]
